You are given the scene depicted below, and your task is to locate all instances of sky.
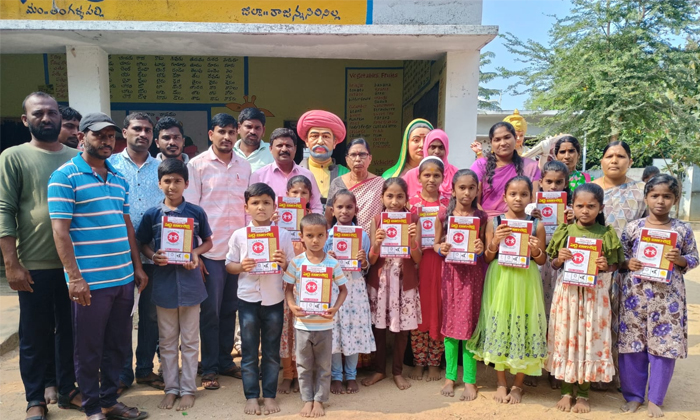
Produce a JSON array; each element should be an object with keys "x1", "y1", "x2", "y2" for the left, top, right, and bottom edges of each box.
[{"x1": 481, "y1": 0, "x2": 573, "y2": 111}]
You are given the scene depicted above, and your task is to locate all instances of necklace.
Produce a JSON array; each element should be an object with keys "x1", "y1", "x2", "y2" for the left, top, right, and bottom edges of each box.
[{"x1": 645, "y1": 217, "x2": 671, "y2": 226}]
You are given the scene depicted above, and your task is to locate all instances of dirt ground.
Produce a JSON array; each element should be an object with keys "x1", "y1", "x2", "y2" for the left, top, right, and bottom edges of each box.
[{"x1": 2, "y1": 251, "x2": 700, "y2": 419}]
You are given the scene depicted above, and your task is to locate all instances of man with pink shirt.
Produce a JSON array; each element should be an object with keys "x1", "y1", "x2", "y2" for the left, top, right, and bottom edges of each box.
[
  {"x1": 250, "y1": 128, "x2": 323, "y2": 214},
  {"x1": 184, "y1": 113, "x2": 251, "y2": 389}
]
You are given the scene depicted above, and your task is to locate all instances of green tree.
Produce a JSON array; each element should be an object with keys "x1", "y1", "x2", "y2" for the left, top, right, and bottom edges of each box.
[
  {"x1": 478, "y1": 51, "x2": 502, "y2": 111},
  {"x1": 498, "y1": 0, "x2": 700, "y2": 169}
]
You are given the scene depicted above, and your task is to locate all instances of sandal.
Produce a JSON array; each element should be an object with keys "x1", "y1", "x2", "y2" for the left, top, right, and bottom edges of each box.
[
  {"x1": 26, "y1": 400, "x2": 48, "y2": 420},
  {"x1": 135, "y1": 372, "x2": 165, "y2": 390},
  {"x1": 87, "y1": 414, "x2": 107, "y2": 420},
  {"x1": 220, "y1": 365, "x2": 242, "y2": 379},
  {"x1": 58, "y1": 387, "x2": 84, "y2": 411},
  {"x1": 103, "y1": 402, "x2": 148, "y2": 420},
  {"x1": 201, "y1": 374, "x2": 220, "y2": 390}
]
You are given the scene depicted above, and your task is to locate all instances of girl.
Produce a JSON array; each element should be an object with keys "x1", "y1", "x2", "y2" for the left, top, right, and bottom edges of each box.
[
  {"x1": 403, "y1": 129, "x2": 458, "y2": 199},
  {"x1": 436, "y1": 169, "x2": 487, "y2": 401},
  {"x1": 545, "y1": 183, "x2": 623, "y2": 413},
  {"x1": 465, "y1": 175, "x2": 548, "y2": 405},
  {"x1": 278, "y1": 175, "x2": 315, "y2": 394},
  {"x1": 362, "y1": 177, "x2": 422, "y2": 391},
  {"x1": 407, "y1": 157, "x2": 450, "y2": 382},
  {"x1": 324, "y1": 190, "x2": 376, "y2": 395},
  {"x1": 618, "y1": 175, "x2": 698, "y2": 418}
]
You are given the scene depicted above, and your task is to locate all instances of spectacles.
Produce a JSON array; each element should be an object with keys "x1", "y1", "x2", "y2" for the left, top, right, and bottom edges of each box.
[{"x1": 347, "y1": 152, "x2": 369, "y2": 160}]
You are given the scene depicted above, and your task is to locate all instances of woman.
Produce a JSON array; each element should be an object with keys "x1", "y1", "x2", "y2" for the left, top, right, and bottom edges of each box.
[
  {"x1": 326, "y1": 138, "x2": 384, "y2": 233},
  {"x1": 554, "y1": 135, "x2": 594, "y2": 191},
  {"x1": 471, "y1": 122, "x2": 541, "y2": 219},
  {"x1": 403, "y1": 129, "x2": 458, "y2": 199},
  {"x1": 382, "y1": 119, "x2": 433, "y2": 179}
]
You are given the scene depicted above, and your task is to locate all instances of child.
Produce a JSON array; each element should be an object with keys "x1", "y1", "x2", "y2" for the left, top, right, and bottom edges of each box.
[
  {"x1": 324, "y1": 189, "x2": 375, "y2": 395},
  {"x1": 225, "y1": 183, "x2": 295, "y2": 415},
  {"x1": 362, "y1": 177, "x2": 422, "y2": 391},
  {"x1": 618, "y1": 174, "x2": 698, "y2": 418},
  {"x1": 642, "y1": 165, "x2": 661, "y2": 183},
  {"x1": 279, "y1": 174, "x2": 315, "y2": 395},
  {"x1": 136, "y1": 159, "x2": 213, "y2": 412},
  {"x1": 284, "y1": 213, "x2": 348, "y2": 417},
  {"x1": 408, "y1": 157, "x2": 449, "y2": 382},
  {"x1": 465, "y1": 175, "x2": 548, "y2": 404},
  {"x1": 435, "y1": 169, "x2": 487, "y2": 401},
  {"x1": 403, "y1": 129, "x2": 458, "y2": 199},
  {"x1": 545, "y1": 182, "x2": 622, "y2": 413}
]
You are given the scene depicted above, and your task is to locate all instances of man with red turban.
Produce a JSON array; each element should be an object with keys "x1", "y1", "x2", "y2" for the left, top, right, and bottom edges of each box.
[{"x1": 296, "y1": 110, "x2": 349, "y2": 204}]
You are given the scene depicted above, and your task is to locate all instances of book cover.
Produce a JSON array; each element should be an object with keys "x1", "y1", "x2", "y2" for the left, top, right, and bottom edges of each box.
[
  {"x1": 418, "y1": 206, "x2": 440, "y2": 249},
  {"x1": 299, "y1": 265, "x2": 333, "y2": 315},
  {"x1": 635, "y1": 228, "x2": 678, "y2": 283},
  {"x1": 161, "y1": 216, "x2": 195, "y2": 265},
  {"x1": 246, "y1": 226, "x2": 281, "y2": 274},
  {"x1": 445, "y1": 216, "x2": 481, "y2": 265},
  {"x1": 563, "y1": 236, "x2": 602, "y2": 288},
  {"x1": 537, "y1": 191, "x2": 567, "y2": 238},
  {"x1": 333, "y1": 225, "x2": 363, "y2": 272},
  {"x1": 497, "y1": 219, "x2": 533, "y2": 268},
  {"x1": 380, "y1": 212, "x2": 411, "y2": 258},
  {"x1": 277, "y1": 196, "x2": 306, "y2": 242}
]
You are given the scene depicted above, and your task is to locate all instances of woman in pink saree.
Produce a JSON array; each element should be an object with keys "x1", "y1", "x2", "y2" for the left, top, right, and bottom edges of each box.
[{"x1": 403, "y1": 129, "x2": 459, "y2": 200}]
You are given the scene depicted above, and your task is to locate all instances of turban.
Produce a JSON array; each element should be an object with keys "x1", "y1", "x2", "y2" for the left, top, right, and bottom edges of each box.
[
  {"x1": 503, "y1": 109, "x2": 527, "y2": 134},
  {"x1": 297, "y1": 110, "x2": 346, "y2": 144}
]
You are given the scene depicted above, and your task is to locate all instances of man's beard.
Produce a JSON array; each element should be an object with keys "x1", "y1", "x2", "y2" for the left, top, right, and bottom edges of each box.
[
  {"x1": 309, "y1": 145, "x2": 333, "y2": 161},
  {"x1": 85, "y1": 142, "x2": 111, "y2": 160},
  {"x1": 28, "y1": 122, "x2": 60, "y2": 142},
  {"x1": 242, "y1": 134, "x2": 260, "y2": 148}
]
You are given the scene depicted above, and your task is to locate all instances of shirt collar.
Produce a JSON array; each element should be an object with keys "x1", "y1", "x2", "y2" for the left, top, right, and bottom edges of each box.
[
  {"x1": 156, "y1": 152, "x2": 189, "y2": 164},
  {"x1": 73, "y1": 152, "x2": 118, "y2": 175},
  {"x1": 272, "y1": 160, "x2": 299, "y2": 174},
  {"x1": 234, "y1": 140, "x2": 269, "y2": 154},
  {"x1": 160, "y1": 198, "x2": 188, "y2": 213},
  {"x1": 308, "y1": 158, "x2": 334, "y2": 170},
  {"x1": 120, "y1": 148, "x2": 157, "y2": 167},
  {"x1": 206, "y1": 146, "x2": 239, "y2": 165}
]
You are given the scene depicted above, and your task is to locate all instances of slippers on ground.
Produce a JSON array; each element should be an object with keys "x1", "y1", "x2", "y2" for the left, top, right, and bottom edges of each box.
[
  {"x1": 220, "y1": 365, "x2": 243, "y2": 379},
  {"x1": 135, "y1": 372, "x2": 165, "y2": 390},
  {"x1": 201, "y1": 374, "x2": 220, "y2": 390}
]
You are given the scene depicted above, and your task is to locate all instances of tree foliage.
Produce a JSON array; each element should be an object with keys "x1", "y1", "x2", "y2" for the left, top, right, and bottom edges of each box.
[
  {"x1": 478, "y1": 51, "x2": 502, "y2": 111},
  {"x1": 499, "y1": 0, "x2": 700, "y2": 171}
]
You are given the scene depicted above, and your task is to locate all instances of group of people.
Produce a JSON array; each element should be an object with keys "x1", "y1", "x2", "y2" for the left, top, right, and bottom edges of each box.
[{"x1": 0, "y1": 92, "x2": 696, "y2": 420}]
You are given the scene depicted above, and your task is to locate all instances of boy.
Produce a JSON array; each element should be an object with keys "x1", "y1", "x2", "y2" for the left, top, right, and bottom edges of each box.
[
  {"x1": 225, "y1": 183, "x2": 295, "y2": 415},
  {"x1": 135, "y1": 158, "x2": 213, "y2": 411},
  {"x1": 642, "y1": 165, "x2": 660, "y2": 183},
  {"x1": 283, "y1": 213, "x2": 348, "y2": 417}
]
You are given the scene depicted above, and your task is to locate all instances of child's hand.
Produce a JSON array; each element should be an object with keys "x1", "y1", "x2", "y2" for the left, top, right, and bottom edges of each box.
[
  {"x1": 530, "y1": 208, "x2": 542, "y2": 220},
  {"x1": 528, "y1": 236, "x2": 540, "y2": 253},
  {"x1": 270, "y1": 211, "x2": 280, "y2": 223},
  {"x1": 492, "y1": 224, "x2": 512, "y2": 247},
  {"x1": 273, "y1": 249, "x2": 286, "y2": 266},
  {"x1": 474, "y1": 239, "x2": 484, "y2": 255},
  {"x1": 439, "y1": 242, "x2": 452, "y2": 255},
  {"x1": 356, "y1": 249, "x2": 367, "y2": 267},
  {"x1": 321, "y1": 306, "x2": 339, "y2": 319},
  {"x1": 289, "y1": 303, "x2": 306, "y2": 318},
  {"x1": 241, "y1": 258, "x2": 257, "y2": 272},
  {"x1": 664, "y1": 248, "x2": 685, "y2": 266},
  {"x1": 183, "y1": 252, "x2": 200, "y2": 270},
  {"x1": 558, "y1": 248, "x2": 573, "y2": 262},
  {"x1": 470, "y1": 141, "x2": 483, "y2": 155},
  {"x1": 407, "y1": 223, "x2": 417, "y2": 240},
  {"x1": 375, "y1": 228, "x2": 387, "y2": 247},
  {"x1": 153, "y1": 250, "x2": 168, "y2": 266},
  {"x1": 327, "y1": 250, "x2": 337, "y2": 259},
  {"x1": 595, "y1": 256, "x2": 609, "y2": 272},
  {"x1": 564, "y1": 208, "x2": 574, "y2": 224},
  {"x1": 628, "y1": 258, "x2": 643, "y2": 271}
]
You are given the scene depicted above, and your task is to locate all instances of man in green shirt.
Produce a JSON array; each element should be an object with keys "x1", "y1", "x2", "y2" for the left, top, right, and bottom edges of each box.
[{"x1": 0, "y1": 92, "x2": 82, "y2": 419}]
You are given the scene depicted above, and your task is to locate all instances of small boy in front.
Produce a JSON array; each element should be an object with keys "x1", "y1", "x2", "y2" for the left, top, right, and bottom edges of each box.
[
  {"x1": 283, "y1": 213, "x2": 348, "y2": 417},
  {"x1": 225, "y1": 183, "x2": 294, "y2": 416},
  {"x1": 136, "y1": 158, "x2": 213, "y2": 411}
]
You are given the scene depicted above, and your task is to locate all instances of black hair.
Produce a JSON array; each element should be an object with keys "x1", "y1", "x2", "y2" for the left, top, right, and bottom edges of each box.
[
  {"x1": 154, "y1": 116, "x2": 184, "y2": 139},
  {"x1": 346, "y1": 137, "x2": 371, "y2": 155},
  {"x1": 554, "y1": 135, "x2": 581, "y2": 156},
  {"x1": 245, "y1": 182, "x2": 276, "y2": 203},
  {"x1": 445, "y1": 169, "x2": 480, "y2": 218},
  {"x1": 602, "y1": 140, "x2": 632, "y2": 160},
  {"x1": 300, "y1": 213, "x2": 328, "y2": 233},
  {"x1": 381, "y1": 177, "x2": 409, "y2": 211},
  {"x1": 210, "y1": 113, "x2": 238, "y2": 131},
  {"x1": 541, "y1": 160, "x2": 573, "y2": 205},
  {"x1": 328, "y1": 189, "x2": 359, "y2": 226},
  {"x1": 238, "y1": 107, "x2": 266, "y2": 127},
  {"x1": 59, "y1": 105, "x2": 82, "y2": 122},
  {"x1": 504, "y1": 175, "x2": 533, "y2": 196},
  {"x1": 642, "y1": 166, "x2": 661, "y2": 182},
  {"x1": 286, "y1": 175, "x2": 314, "y2": 209},
  {"x1": 485, "y1": 122, "x2": 524, "y2": 187},
  {"x1": 572, "y1": 183, "x2": 607, "y2": 226},
  {"x1": 269, "y1": 127, "x2": 297, "y2": 147},
  {"x1": 418, "y1": 157, "x2": 444, "y2": 176},
  {"x1": 123, "y1": 112, "x2": 154, "y2": 129},
  {"x1": 22, "y1": 91, "x2": 56, "y2": 113},
  {"x1": 158, "y1": 158, "x2": 189, "y2": 182},
  {"x1": 644, "y1": 174, "x2": 680, "y2": 200}
]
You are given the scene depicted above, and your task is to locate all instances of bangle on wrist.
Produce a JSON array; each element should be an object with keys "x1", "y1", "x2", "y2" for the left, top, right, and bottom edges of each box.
[
  {"x1": 533, "y1": 248, "x2": 543, "y2": 259},
  {"x1": 437, "y1": 248, "x2": 445, "y2": 257},
  {"x1": 487, "y1": 244, "x2": 498, "y2": 254}
]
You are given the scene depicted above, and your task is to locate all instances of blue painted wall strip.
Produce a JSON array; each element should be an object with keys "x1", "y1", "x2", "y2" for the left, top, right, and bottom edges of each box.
[
  {"x1": 43, "y1": 54, "x2": 49, "y2": 85},
  {"x1": 366, "y1": 0, "x2": 373, "y2": 24},
  {"x1": 244, "y1": 56, "x2": 249, "y2": 96}
]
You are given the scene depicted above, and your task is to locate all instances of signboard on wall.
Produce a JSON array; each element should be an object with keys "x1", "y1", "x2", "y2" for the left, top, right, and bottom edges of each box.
[
  {"x1": 345, "y1": 68, "x2": 403, "y2": 175},
  {"x1": 1, "y1": 1, "x2": 368, "y2": 24}
]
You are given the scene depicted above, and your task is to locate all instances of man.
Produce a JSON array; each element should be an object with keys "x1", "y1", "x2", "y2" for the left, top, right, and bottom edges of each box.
[
  {"x1": 154, "y1": 116, "x2": 189, "y2": 163},
  {"x1": 58, "y1": 105, "x2": 82, "y2": 149},
  {"x1": 184, "y1": 113, "x2": 251, "y2": 389},
  {"x1": 233, "y1": 107, "x2": 273, "y2": 172},
  {"x1": 250, "y1": 128, "x2": 323, "y2": 214},
  {"x1": 296, "y1": 110, "x2": 349, "y2": 204},
  {"x1": 108, "y1": 113, "x2": 164, "y2": 393},
  {"x1": 0, "y1": 92, "x2": 81, "y2": 420},
  {"x1": 49, "y1": 112, "x2": 149, "y2": 419}
]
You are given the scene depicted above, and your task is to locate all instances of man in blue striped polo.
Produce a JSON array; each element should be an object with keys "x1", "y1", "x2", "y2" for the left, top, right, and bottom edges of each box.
[{"x1": 48, "y1": 112, "x2": 149, "y2": 420}]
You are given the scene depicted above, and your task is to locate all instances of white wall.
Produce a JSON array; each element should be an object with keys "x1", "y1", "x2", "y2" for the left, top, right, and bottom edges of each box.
[{"x1": 373, "y1": 0, "x2": 483, "y2": 25}]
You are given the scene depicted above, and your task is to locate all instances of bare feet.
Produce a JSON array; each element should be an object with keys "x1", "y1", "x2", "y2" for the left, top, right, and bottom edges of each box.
[
  {"x1": 279, "y1": 379, "x2": 293, "y2": 394},
  {"x1": 299, "y1": 401, "x2": 314, "y2": 417},
  {"x1": 408, "y1": 365, "x2": 424, "y2": 380},
  {"x1": 441, "y1": 379, "x2": 455, "y2": 397},
  {"x1": 647, "y1": 402, "x2": 664, "y2": 418},
  {"x1": 460, "y1": 384, "x2": 478, "y2": 401},
  {"x1": 310, "y1": 401, "x2": 325, "y2": 417},
  {"x1": 346, "y1": 380, "x2": 359, "y2": 394},
  {"x1": 44, "y1": 386, "x2": 58, "y2": 405},
  {"x1": 621, "y1": 401, "x2": 642, "y2": 413},
  {"x1": 548, "y1": 374, "x2": 561, "y2": 389},
  {"x1": 393, "y1": 374, "x2": 411, "y2": 390},
  {"x1": 572, "y1": 397, "x2": 590, "y2": 413},
  {"x1": 244, "y1": 398, "x2": 261, "y2": 415},
  {"x1": 158, "y1": 393, "x2": 177, "y2": 410},
  {"x1": 330, "y1": 380, "x2": 345, "y2": 395},
  {"x1": 556, "y1": 395, "x2": 573, "y2": 412},
  {"x1": 292, "y1": 378, "x2": 300, "y2": 393},
  {"x1": 493, "y1": 386, "x2": 509, "y2": 403},
  {"x1": 178, "y1": 394, "x2": 195, "y2": 411},
  {"x1": 361, "y1": 372, "x2": 386, "y2": 387},
  {"x1": 427, "y1": 366, "x2": 442, "y2": 382},
  {"x1": 507, "y1": 386, "x2": 523, "y2": 404},
  {"x1": 523, "y1": 375, "x2": 538, "y2": 387},
  {"x1": 263, "y1": 398, "x2": 280, "y2": 415}
]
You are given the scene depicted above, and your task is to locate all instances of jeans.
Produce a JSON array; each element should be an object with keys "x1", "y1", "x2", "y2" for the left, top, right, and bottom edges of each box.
[
  {"x1": 238, "y1": 299, "x2": 283, "y2": 399},
  {"x1": 331, "y1": 353, "x2": 359, "y2": 381},
  {"x1": 18, "y1": 269, "x2": 76, "y2": 403},
  {"x1": 119, "y1": 264, "x2": 159, "y2": 386},
  {"x1": 200, "y1": 257, "x2": 239, "y2": 376}
]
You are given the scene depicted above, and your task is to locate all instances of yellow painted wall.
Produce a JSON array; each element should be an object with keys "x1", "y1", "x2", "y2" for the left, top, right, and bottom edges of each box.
[{"x1": 0, "y1": 54, "x2": 47, "y2": 117}]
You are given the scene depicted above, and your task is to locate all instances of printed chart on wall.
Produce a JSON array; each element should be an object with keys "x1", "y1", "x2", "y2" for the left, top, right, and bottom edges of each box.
[{"x1": 345, "y1": 68, "x2": 403, "y2": 175}]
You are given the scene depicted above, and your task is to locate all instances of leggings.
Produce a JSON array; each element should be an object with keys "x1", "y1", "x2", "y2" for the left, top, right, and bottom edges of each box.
[
  {"x1": 281, "y1": 357, "x2": 297, "y2": 380},
  {"x1": 561, "y1": 381, "x2": 590, "y2": 399},
  {"x1": 373, "y1": 327, "x2": 409, "y2": 376},
  {"x1": 411, "y1": 331, "x2": 445, "y2": 367},
  {"x1": 444, "y1": 338, "x2": 476, "y2": 384}
]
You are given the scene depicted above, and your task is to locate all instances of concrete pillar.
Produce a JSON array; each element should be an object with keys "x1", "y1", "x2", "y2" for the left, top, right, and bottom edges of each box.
[
  {"x1": 65, "y1": 46, "x2": 111, "y2": 115},
  {"x1": 442, "y1": 50, "x2": 480, "y2": 169}
]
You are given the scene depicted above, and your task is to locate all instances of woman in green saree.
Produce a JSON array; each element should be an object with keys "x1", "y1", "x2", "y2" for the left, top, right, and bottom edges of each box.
[{"x1": 381, "y1": 119, "x2": 433, "y2": 179}]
